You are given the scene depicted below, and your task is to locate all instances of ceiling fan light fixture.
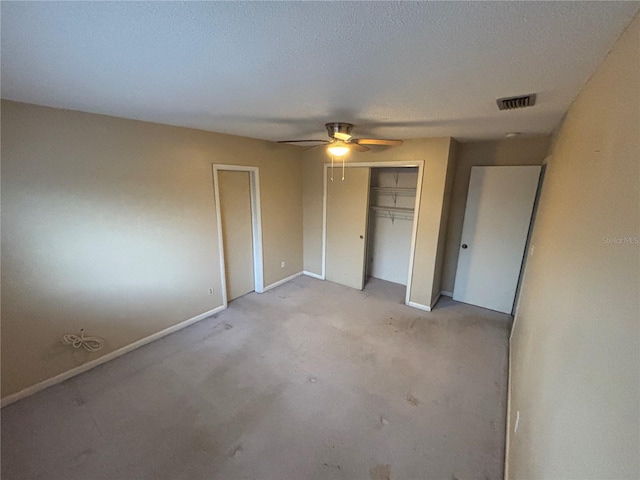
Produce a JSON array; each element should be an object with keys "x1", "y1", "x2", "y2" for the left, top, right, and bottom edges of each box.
[
  {"x1": 277, "y1": 122, "x2": 401, "y2": 159},
  {"x1": 327, "y1": 143, "x2": 350, "y2": 157}
]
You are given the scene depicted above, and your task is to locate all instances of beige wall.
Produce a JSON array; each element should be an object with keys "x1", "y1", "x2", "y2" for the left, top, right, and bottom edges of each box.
[
  {"x1": 1, "y1": 100, "x2": 303, "y2": 398},
  {"x1": 431, "y1": 140, "x2": 458, "y2": 301},
  {"x1": 302, "y1": 138, "x2": 454, "y2": 307},
  {"x1": 441, "y1": 136, "x2": 551, "y2": 294},
  {"x1": 507, "y1": 14, "x2": 639, "y2": 479}
]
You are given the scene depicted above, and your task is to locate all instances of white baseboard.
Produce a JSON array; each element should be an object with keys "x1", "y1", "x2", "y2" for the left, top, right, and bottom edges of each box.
[
  {"x1": 302, "y1": 270, "x2": 324, "y2": 280},
  {"x1": 262, "y1": 271, "x2": 303, "y2": 292},
  {"x1": 440, "y1": 290, "x2": 453, "y2": 297},
  {"x1": 1, "y1": 304, "x2": 226, "y2": 408},
  {"x1": 407, "y1": 301, "x2": 432, "y2": 312}
]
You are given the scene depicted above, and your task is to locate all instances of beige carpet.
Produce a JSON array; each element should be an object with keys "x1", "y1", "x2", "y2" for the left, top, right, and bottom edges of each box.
[{"x1": 1, "y1": 276, "x2": 511, "y2": 479}]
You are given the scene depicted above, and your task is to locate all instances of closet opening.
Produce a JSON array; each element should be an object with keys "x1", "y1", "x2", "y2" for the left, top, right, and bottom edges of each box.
[
  {"x1": 322, "y1": 160, "x2": 424, "y2": 307},
  {"x1": 365, "y1": 167, "x2": 419, "y2": 300}
]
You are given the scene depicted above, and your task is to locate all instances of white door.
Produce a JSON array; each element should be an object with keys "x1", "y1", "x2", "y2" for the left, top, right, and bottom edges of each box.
[
  {"x1": 325, "y1": 167, "x2": 371, "y2": 290},
  {"x1": 218, "y1": 170, "x2": 254, "y2": 301},
  {"x1": 453, "y1": 166, "x2": 541, "y2": 313}
]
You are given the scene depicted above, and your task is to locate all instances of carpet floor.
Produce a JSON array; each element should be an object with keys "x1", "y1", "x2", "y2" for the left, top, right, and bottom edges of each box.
[{"x1": 1, "y1": 276, "x2": 511, "y2": 480}]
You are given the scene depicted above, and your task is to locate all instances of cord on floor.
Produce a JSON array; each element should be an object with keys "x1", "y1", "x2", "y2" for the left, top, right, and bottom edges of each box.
[{"x1": 62, "y1": 329, "x2": 105, "y2": 352}]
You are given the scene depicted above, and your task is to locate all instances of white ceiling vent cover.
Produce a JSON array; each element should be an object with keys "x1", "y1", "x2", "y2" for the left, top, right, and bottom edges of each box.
[{"x1": 496, "y1": 94, "x2": 537, "y2": 111}]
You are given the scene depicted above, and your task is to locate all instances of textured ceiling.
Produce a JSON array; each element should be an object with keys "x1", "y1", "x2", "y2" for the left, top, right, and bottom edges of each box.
[{"x1": 1, "y1": 2, "x2": 638, "y2": 142}]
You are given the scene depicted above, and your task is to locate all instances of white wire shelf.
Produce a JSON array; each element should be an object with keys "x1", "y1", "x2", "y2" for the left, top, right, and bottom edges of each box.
[
  {"x1": 370, "y1": 205, "x2": 414, "y2": 222},
  {"x1": 370, "y1": 206, "x2": 414, "y2": 214},
  {"x1": 371, "y1": 187, "x2": 417, "y2": 196}
]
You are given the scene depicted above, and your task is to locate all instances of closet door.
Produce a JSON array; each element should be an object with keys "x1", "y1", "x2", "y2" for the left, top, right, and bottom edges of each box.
[
  {"x1": 453, "y1": 165, "x2": 541, "y2": 313},
  {"x1": 325, "y1": 167, "x2": 371, "y2": 290}
]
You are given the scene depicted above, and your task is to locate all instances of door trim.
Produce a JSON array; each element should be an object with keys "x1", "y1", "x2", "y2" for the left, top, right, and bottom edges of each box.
[
  {"x1": 212, "y1": 164, "x2": 264, "y2": 307},
  {"x1": 321, "y1": 160, "x2": 424, "y2": 305}
]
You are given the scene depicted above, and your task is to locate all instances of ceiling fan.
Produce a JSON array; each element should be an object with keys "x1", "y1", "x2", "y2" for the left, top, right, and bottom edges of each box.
[{"x1": 277, "y1": 122, "x2": 403, "y2": 156}]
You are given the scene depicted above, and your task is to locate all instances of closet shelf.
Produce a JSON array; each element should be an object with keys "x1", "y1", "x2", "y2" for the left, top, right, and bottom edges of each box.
[
  {"x1": 370, "y1": 205, "x2": 414, "y2": 223},
  {"x1": 370, "y1": 206, "x2": 414, "y2": 214},
  {"x1": 371, "y1": 187, "x2": 416, "y2": 196}
]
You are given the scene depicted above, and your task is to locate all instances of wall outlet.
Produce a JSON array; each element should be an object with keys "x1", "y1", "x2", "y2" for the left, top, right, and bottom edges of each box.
[
  {"x1": 208, "y1": 287, "x2": 214, "y2": 295},
  {"x1": 529, "y1": 243, "x2": 536, "y2": 257},
  {"x1": 514, "y1": 410, "x2": 520, "y2": 433},
  {"x1": 280, "y1": 261, "x2": 285, "y2": 268}
]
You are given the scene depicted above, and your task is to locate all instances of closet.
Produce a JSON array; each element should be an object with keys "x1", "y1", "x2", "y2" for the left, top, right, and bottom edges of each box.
[
  {"x1": 324, "y1": 163, "x2": 421, "y2": 299},
  {"x1": 366, "y1": 167, "x2": 419, "y2": 287}
]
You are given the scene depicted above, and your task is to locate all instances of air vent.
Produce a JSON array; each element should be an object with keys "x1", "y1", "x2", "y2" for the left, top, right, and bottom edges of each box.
[{"x1": 496, "y1": 94, "x2": 537, "y2": 111}]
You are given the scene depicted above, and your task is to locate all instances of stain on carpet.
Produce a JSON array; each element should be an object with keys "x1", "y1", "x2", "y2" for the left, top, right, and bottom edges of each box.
[
  {"x1": 229, "y1": 444, "x2": 242, "y2": 458},
  {"x1": 406, "y1": 394, "x2": 420, "y2": 406},
  {"x1": 370, "y1": 463, "x2": 391, "y2": 480}
]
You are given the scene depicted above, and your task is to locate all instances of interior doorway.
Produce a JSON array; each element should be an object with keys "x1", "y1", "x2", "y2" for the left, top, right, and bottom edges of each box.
[
  {"x1": 218, "y1": 170, "x2": 254, "y2": 300},
  {"x1": 212, "y1": 165, "x2": 264, "y2": 307}
]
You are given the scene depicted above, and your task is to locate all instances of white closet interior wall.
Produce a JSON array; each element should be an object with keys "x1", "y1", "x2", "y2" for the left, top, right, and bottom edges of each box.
[{"x1": 367, "y1": 168, "x2": 419, "y2": 285}]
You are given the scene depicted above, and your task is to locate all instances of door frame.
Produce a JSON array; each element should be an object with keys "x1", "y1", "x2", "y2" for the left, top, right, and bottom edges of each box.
[
  {"x1": 212, "y1": 164, "x2": 264, "y2": 308},
  {"x1": 322, "y1": 160, "x2": 424, "y2": 305}
]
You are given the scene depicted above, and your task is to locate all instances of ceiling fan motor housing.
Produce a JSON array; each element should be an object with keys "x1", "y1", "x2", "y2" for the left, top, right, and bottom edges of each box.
[{"x1": 325, "y1": 122, "x2": 354, "y2": 139}]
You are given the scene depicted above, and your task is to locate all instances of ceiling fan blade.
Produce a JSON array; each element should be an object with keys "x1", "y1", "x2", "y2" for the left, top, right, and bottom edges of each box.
[
  {"x1": 276, "y1": 139, "x2": 329, "y2": 144},
  {"x1": 334, "y1": 132, "x2": 352, "y2": 141},
  {"x1": 349, "y1": 143, "x2": 370, "y2": 152},
  {"x1": 303, "y1": 144, "x2": 326, "y2": 151},
  {"x1": 353, "y1": 138, "x2": 403, "y2": 146}
]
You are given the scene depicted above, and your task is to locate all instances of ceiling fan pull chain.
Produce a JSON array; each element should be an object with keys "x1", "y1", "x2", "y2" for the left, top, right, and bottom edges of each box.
[{"x1": 331, "y1": 154, "x2": 334, "y2": 182}]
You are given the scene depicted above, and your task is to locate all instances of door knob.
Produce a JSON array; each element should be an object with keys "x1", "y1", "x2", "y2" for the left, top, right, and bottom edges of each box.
[
  {"x1": 360, "y1": 235, "x2": 364, "y2": 239},
  {"x1": 461, "y1": 244, "x2": 468, "y2": 249}
]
